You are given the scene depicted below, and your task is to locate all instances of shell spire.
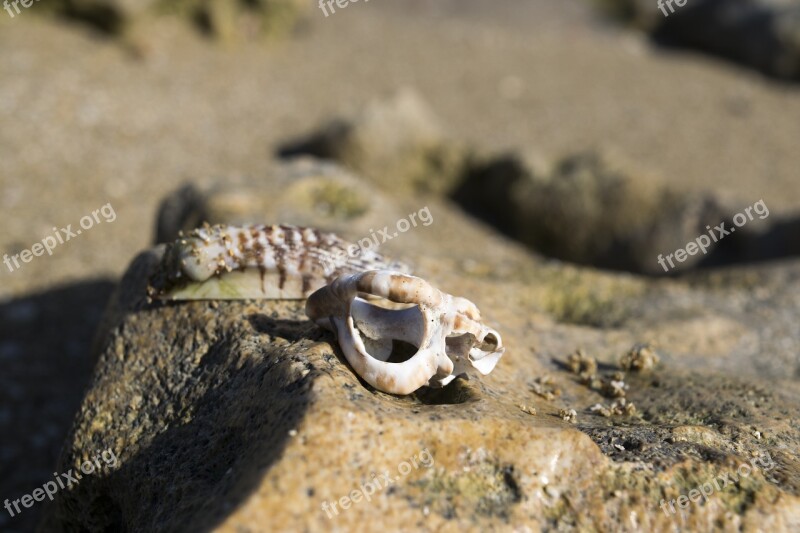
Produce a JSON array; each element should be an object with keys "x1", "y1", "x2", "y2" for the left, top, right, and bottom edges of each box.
[{"x1": 147, "y1": 224, "x2": 410, "y2": 301}]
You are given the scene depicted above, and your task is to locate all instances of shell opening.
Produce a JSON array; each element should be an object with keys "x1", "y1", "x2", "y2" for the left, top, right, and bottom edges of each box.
[{"x1": 352, "y1": 297, "x2": 424, "y2": 364}]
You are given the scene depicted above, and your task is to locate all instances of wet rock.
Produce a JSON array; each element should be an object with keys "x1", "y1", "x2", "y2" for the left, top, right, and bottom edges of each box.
[{"x1": 42, "y1": 162, "x2": 800, "y2": 531}]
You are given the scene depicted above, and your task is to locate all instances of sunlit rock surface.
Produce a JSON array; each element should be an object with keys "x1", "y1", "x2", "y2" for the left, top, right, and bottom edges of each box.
[{"x1": 41, "y1": 162, "x2": 800, "y2": 531}]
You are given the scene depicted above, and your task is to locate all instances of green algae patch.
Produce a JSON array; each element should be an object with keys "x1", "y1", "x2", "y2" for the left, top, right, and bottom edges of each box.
[
  {"x1": 412, "y1": 458, "x2": 522, "y2": 520},
  {"x1": 535, "y1": 266, "x2": 647, "y2": 328}
]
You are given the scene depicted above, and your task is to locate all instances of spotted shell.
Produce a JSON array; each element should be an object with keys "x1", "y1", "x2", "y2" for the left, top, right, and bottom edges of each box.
[{"x1": 147, "y1": 224, "x2": 409, "y2": 300}]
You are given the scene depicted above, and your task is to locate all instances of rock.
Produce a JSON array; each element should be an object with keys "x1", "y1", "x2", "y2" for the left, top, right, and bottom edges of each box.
[
  {"x1": 594, "y1": 0, "x2": 800, "y2": 80},
  {"x1": 278, "y1": 94, "x2": 797, "y2": 277},
  {"x1": 192, "y1": 0, "x2": 311, "y2": 42},
  {"x1": 153, "y1": 158, "x2": 413, "y2": 245},
  {"x1": 451, "y1": 148, "x2": 799, "y2": 275},
  {"x1": 279, "y1": 90, "x2": 476, "y2": 195},
  {"x1": 45, "y1": 0, "x2": 309, "y2": 40},
  {"x1": 153, "y1": 183, "x2": 210, "y2": 245},
  {"x1": 59, "y1": 0, "x2": 155, "y2": 33},
  {"x1": 42, "y1": 162, "x2": 800, "y2": 531},
  {"x1": 451, "y1": 149, "x2": 751, "y2": 275}
]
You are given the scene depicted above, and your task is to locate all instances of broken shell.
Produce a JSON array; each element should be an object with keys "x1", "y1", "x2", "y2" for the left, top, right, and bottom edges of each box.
[
  {"x1": 148, "y1": 224, "x2": 409, "y2": 300},
  {"x1": 305, "y1": 270, "x2": 505, "y2": 395}
]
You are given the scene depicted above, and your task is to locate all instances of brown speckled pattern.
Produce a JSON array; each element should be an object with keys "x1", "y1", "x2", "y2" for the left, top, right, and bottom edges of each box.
[{"x1": 148, "y1": 223, "x2": 408, "y2": 299}]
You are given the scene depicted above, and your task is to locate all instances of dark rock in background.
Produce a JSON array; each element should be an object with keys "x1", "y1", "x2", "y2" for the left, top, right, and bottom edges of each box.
[
  {"x1": 42, "y1": 0, "x2": 309, "y2": 39},
  {"x1": 279, "y1": 89, "x2": 476, "y2": 196},
  {"x1": 453, "y1": 149, "x2": 793, "y2": 275},
  {"x1": 282, "y1": 92, "x2": 797, "y2": 276},
  {"x1": 593, "y1": 0, "x2": 800, "y2": 80}
]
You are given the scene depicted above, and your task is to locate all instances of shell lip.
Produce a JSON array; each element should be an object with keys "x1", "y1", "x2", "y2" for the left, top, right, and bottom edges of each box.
[{"x1": 306, "y1": 269, "x2": 506, "y2": 395}]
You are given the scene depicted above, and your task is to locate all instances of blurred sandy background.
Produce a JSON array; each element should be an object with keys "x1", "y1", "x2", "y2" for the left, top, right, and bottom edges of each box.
[{"x1": 2, "y1": 0, "x2": 800, "y2": 301}]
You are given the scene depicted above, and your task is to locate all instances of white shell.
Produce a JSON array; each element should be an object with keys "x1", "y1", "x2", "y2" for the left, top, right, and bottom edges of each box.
[
  {"x1": 148, "y1": 224, "x2": 409, "y2": 300},
  {"x1": 305, "y1": 270, "x2": 505, "y2": 395}
]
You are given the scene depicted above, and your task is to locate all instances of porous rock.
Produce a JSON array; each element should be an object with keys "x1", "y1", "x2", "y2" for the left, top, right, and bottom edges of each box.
[{"x1": 42, "y1": 161, "x2": 800, "y2": 531}]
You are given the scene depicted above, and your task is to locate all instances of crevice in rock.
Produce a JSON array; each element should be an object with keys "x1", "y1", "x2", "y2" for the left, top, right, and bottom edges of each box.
[{"x1": 451, "y1": 151, "x2": 800, "y2": 277}]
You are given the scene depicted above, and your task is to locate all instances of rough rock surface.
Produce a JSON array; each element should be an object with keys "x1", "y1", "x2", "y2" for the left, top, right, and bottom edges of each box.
[{"x1": 42, "y1": 161, "x2": 800, "y2": 531}]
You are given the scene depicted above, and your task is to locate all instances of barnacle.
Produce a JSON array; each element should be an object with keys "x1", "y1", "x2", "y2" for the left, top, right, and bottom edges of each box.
[{"x1": 619, "y1": 343, "x2": 660, "y2": 372}]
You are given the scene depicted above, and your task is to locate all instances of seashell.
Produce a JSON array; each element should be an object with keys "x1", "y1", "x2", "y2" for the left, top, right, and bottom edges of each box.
[
  {"x1": 305, "y1": 270, "x2": 505, "y2": 395},
  {"x1": 148, "y1": 224, "x2": 409, "y2": 300}
]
